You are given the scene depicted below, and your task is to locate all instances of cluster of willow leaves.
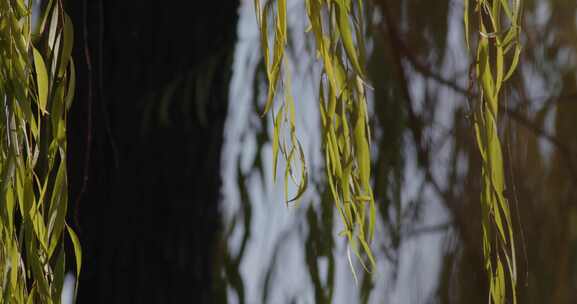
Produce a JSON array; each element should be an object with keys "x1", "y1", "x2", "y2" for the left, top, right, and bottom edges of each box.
[
  {"x1": 254, "y1": 0, "x2": 520, "y2": 303},
  {"x1": 1, "y1": 1, "x2": 80, "y2": 303}
]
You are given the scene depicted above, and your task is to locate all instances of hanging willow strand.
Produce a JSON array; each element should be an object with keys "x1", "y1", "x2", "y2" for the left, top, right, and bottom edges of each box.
[
  {"x1": 254, "y1": 0, "x2": 376, "y2": 273},
  {"x1": 0, "y1": 0, "x2": 81, "y2": 302},
  {"x1": 465, "y1": 0, "x2": 522, "y2": 303}
]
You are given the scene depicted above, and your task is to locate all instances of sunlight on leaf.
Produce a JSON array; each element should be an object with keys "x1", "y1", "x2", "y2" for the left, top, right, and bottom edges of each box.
[{"x1": 255, "y1": 0, "x2": 377, "y2": 272}]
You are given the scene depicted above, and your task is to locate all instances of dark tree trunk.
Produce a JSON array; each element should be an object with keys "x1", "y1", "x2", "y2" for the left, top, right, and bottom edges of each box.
[{"x1": 66, "y1": 1, "x2": 238, "y2": 303}]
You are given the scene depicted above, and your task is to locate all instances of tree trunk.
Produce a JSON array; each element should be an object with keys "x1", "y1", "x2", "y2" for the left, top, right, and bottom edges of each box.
[{"x1": 66, "y1": 1, "x2": 238, "y2": 302}]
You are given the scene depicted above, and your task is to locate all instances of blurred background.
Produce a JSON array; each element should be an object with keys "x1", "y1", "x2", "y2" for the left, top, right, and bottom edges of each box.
[{"x1": 66, "y1": 0, "x2": 577, "y2": 303}]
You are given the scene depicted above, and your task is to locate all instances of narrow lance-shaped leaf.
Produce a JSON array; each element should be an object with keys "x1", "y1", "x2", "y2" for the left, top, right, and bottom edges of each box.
[{"x1": 32, "y1": 48, "x2": 49, "y2": 115}]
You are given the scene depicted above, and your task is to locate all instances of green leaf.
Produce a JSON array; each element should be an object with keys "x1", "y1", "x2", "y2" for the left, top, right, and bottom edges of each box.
[
  {"x1": 51, "y1": 247, "x2": 66, "y2": 303},
  {"x1": 65, "y1": 60, "x2": 76, "y2": 110},
  {"x1": 504, "y1": 44, "x2": 521, "y2": 81},
  {"x1": 48, "y1": 161, "x2": 68, "y2": 257},
  {"x1": 336, "y1": 4, "x2": 363, "y2": 77},
  {"x1": 59, "y1": 14, "x2": 74, "y2": 77},
  {"x1": 66, "y1": 224, "x2": 82, "y2": 297},
  {"x1": 464, "y1": 0, "x2": 470, "y2": 49},
  {"x1": 32, "y1": 47, "x2": 49, "y2": 115}
]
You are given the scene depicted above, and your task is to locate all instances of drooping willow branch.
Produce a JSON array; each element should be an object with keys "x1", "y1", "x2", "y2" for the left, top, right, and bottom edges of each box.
[
  {"x1": 254, "y1": 0, "x2": 376, "y2": 273},
  {"x1": 465, "y1": 0, "x2": 522, "y2": 303},
  {"x1": 0, "y1": 0, "x2": 81, "y2": 302}
]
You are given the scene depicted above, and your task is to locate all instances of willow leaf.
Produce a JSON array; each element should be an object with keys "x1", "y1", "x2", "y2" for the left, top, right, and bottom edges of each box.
[
  {"x1": 32, "y1": 48, "x2": 49, "y2": 115},
  {"x1": 336, "y1": 4, "x2": 363, "y2": 77},
  {"x1": 66, "y1": 224, "x2": 82, "y2": 296},
  {"x1": 59, "y1": 14, "x2": 74, "y2": 77}
]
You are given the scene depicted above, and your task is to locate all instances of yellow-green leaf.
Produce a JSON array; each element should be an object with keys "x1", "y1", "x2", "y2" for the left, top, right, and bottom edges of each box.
[{"x1": 32, "y1": 47, "x2": 49, "y2": 115}]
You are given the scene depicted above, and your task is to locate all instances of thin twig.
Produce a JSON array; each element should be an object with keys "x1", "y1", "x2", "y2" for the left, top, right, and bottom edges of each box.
[{"x1": 405, "y1": 222, "x2": 453, "y2": 238}]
